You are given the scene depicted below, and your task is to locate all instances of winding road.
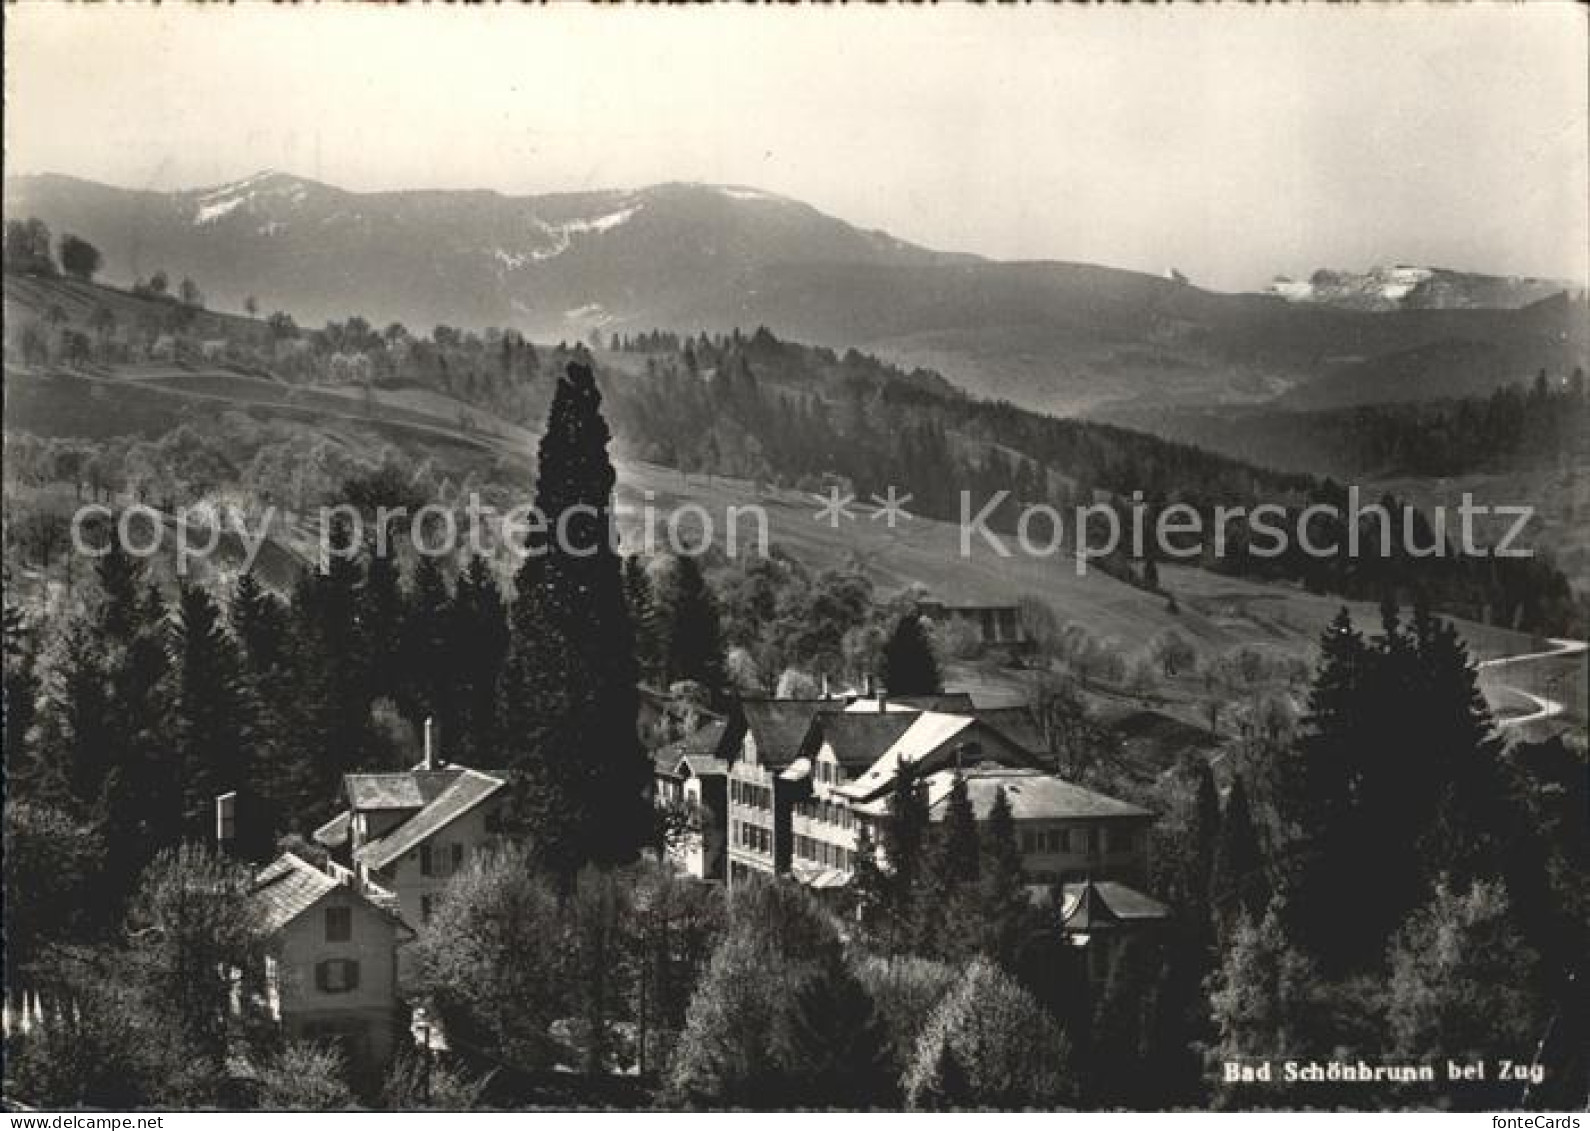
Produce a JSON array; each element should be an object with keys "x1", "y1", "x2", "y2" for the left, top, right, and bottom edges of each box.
[{"x1": 1478, "y1": 638, "x2": 1587, "y2": 728}]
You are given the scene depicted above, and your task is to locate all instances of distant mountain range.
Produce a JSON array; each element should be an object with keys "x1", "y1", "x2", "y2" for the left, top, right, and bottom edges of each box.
[
  {"x1": 1266, "y1": 265, "x2": 1581, "y2": 313},
  {"x1": 7, "y1": 171, "x2": 1586, "y2": 416}
]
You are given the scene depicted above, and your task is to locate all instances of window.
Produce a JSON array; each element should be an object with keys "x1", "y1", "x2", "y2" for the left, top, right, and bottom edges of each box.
[
  {"x1": 315, "y1": 958, "x2": 360, "y2": 994},
  {"x1": 1021, "y1": 830, "x2": 1036, "y2": 853},
  {"x1": 324, "y1": 905, "x2": 352, "y2": 943},
  {"x1": 1060, "y1": 829, "x2": 1073, "y2": 853},
  {"x1": 451, "y1": 843, "x2": 465, "y2": 872}
]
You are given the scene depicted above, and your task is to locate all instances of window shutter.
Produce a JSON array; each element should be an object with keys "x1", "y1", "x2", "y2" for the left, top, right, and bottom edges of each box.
[
  {"x1": 346, "y1": 960, "x2": 360, "y2": 991},
  {"x1": 315, "y1": 961, "x2": 330, "y2": 992},
  {"x1": 419, "y1": 844, "x2": 433, "y2": 876},
  {"x1": 451, "y1": 843, "x2": 464, "y2": 871}
]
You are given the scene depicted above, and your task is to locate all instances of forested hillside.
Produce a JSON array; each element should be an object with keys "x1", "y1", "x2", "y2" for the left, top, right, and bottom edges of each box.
[{"x1": 5, "y1": 260, "x2": 1585, "y2": 636}]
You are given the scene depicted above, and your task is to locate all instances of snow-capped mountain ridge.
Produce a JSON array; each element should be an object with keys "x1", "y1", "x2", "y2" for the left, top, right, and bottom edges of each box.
[{"x1": 1268, "y1": 264, "x2": 1579, "y2": 312}]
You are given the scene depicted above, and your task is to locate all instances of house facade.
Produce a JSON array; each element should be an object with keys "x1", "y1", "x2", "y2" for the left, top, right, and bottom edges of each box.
[
  {"x1": 251, "y1": 853, "x2": 412, "y2": 1081},
  {"x1": 312, "y1": 727, "x2": 510, "y2": 980},
  {"x1": 654, "y1": 718, "x2": 730, "y2": 880}
]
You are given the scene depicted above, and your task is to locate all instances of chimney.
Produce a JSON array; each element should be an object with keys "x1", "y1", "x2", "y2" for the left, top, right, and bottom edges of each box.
[
  {"x1": 423, "y1": 716, "x2": 437, "y2": 771},
  {"x1": 215, "y1": 791, "x2": 237, "y2": 855}
]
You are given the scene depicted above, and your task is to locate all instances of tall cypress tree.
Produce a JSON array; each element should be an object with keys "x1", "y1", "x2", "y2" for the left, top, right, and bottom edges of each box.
[{"x1": 500, "y1": 361, "x2": 650, "y2": 876}]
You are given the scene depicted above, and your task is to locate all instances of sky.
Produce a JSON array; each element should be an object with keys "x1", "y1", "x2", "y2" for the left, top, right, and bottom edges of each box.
[{"x1": 6, "y1": 3, "x2": 1587, "y2": 292}]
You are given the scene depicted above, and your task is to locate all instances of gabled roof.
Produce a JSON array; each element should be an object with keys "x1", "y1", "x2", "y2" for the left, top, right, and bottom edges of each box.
[
  {"x1": 736, "y1": 700, "x2": 830, "y2": 771},
  {"x1": 839, "y1": 711, "x2": 979, "y2": 800},
  {"x1": 976, "y1": 705, "x2": 1048, "y2": 756},
  {"x1": 252, "y1": 852, "x2": 411, "y2": 938},
  {"x1": 814, "y1": 711, "x2": 921, "y2": 769},
  {"x1": 653, "y1": 718, "x2": 733, "y2": 779},
  {"x1": 354, "y1": 768, "x2": 507, "y2": 871},
  {"x1": 344, "y1": 769, "x2": 463, "y2": 811}
]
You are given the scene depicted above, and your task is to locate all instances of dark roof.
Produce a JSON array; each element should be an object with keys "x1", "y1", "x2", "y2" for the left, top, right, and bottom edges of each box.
[
  {"x1": 934, "y1": 766, "x2": 1153, "y2": 822},
  {"x1": 887, "y1": 693, "x2": 977, "y2": 713},
  {"x1": 354, "y1": 768, "x2": 507, "y2": 870},
  {"x1": 814, "y1": 711, "x2": 921, "y2": 768},
  {"x1": 253, "y1": 853, "x2": 414, "y2": 937},
  {"x1": 343, "y1": 769, "x2": 462, "y2": 811},
  {"x1": 977, "y1": 706, "x2": 1048, "y2": 755},
  {"x1": 254, "y1": 853, "x2": 339, "y2": 934},
  {"x1": 654, "y1": 719, "x2": 733, "y2": 778},
  {"x1": 736, "y1": 700, "x2": 829, "y2": 770},
  {"x1": 1060, "y1": 880, "x2": 1169, "y2": 928}
]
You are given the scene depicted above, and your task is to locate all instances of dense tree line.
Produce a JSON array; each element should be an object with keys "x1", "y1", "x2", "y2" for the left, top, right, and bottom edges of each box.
[
  {"x1": 1135, "y1": 368, "x2": 1590, "y2": 480},
  {"x1": 1145, "y1": 602, "x2": 1590, "y2": 1110}
]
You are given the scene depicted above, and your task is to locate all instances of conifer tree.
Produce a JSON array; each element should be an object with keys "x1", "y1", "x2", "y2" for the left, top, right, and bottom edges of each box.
[
  {"x1": 400, "y1": 554, "x2": 455, "y2": 735},
  {"x1": 500, "y1": 361, "x2": 650, "y2": 876},
  {"x1": 922, "y1": 772, "x2": 981, "y2": 958},
  {"x1": 359, "y1": 540, "x2": 405, "y2": 704},
  {"x1": 934, "y1": 772, "x2": 980, "y2": 887},
  {"x1": 880, "y1": 762, "x2": 929, "y2": 946},
  {"x1": 1279, "y1": 607, "x2": 1363, "y2": 966},
  {"x1": 622, "y1": 555, "x2": 663, "y2": 684},
  {"x1": 879, "y1": 613, "x2": 942, "y2": 696},
  {"x1": 1211, "y1": 775, "x2": 1269, "y2": 939},
  {"x1": 451, "y1": 554, "x2": 508, "y2": 766},
  {"x1": 230, "y1": 572, "x2": 314, "y2": 830},
  {"x1": 662, "y1": 554, "x2": 725, "y2": 696},
  {"x1": 977, "y1": 785, "x2": 1029, "y2": 969},
  {"x1": 169, "y1": 583, "x2": 254, "y2": 844}
]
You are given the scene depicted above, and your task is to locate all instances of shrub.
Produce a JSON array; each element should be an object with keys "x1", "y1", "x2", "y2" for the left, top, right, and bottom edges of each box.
[
  {"x1": 255, "y1": 1042, "x2": 355, "y2": 1110},
  {"x1": 410, "y1": 847, "x2": 568, "y2": 1070},
  {"x1": 669, "y1": 877, "x2": 889, "y2": 1107},
  {"x1": 903, "y1": 958, "x2": 1073, "y2": 1109},
  {"x1": 853, "y1": 955, "x2": 959, "y2": 1090}
]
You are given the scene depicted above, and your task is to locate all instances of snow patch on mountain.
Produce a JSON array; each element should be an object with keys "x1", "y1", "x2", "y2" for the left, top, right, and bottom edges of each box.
[
  {"x1": 509, "y1": 201, "x2": 645, "y2": 264},
  {"x1": 195, "y1": 196, "x2": 246, "y2": 225},
  {"x1": 192, "y1": 171, "x2": 309, "y2": 226},
  {"x1": 561, "y1": 203, "x2": 642, "y2": 236}
]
